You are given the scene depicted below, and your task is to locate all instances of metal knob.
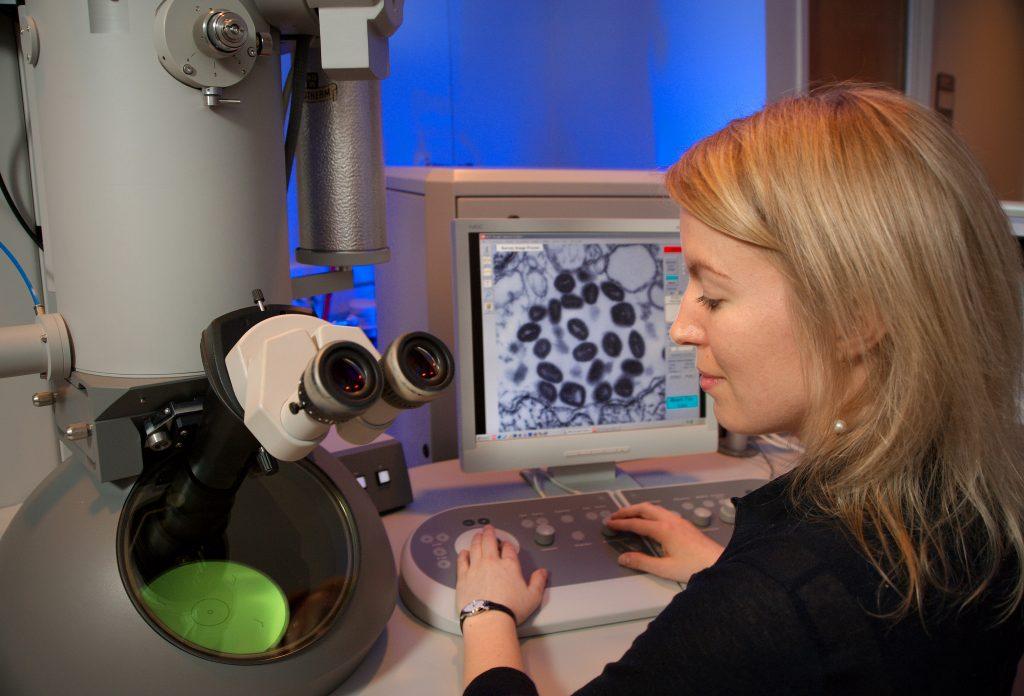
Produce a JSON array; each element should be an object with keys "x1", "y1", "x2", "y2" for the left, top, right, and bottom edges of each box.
[
  {"x1": 692, "y1": 507, "x2": 712, "y2": 528},
  {"x1": 204, "y1": 10, "x2": 248, "y2": 54},
  {"x1": 534, "y1": 524, "x2": 556, "y2": 546},
  {"x1": 202, "y1": 86, "x2": 241, "y2": 108},
  {"x1": 718, "y1": 500, "x2": 737, "y2": 525},
  {"x1": 32, "y1": 391, "x2": 57, "y2": 407},
  {"x1": 144, "y1": 430, "x2": 172, "y2": 452},
  {"x1": 65, "y1": 422, "x2": 93, "y2": 441}
]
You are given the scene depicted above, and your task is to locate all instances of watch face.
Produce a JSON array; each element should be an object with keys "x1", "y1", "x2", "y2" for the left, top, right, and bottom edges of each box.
[{"x1": 463, "y1": 599, "x2": 487, "y2": 614}]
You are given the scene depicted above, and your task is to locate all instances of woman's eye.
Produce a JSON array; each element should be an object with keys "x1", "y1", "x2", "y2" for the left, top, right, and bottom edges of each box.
[{"x1": 696, "y1": 295, "x2": 721, "y2": 310}]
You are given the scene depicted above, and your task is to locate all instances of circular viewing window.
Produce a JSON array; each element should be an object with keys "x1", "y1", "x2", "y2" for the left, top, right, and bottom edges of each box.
[{"x1": 118, "y1": 456, "x2": 358, "y2": 663}]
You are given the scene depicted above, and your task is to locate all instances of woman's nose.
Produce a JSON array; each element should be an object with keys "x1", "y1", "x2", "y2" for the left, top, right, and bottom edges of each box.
[{"x1": 670, "y1": 299, "x2": 706, "y2": 347}]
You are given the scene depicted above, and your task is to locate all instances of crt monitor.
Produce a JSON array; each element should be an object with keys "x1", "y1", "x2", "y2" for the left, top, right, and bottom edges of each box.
[{"x1": 452, "y1": 218, "x2": 718, "y2": 493}]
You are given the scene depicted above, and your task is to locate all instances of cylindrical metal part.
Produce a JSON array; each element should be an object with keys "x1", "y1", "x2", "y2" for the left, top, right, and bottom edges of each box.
[
  {"x1": 65, "y1": 422, "x2": 93, "y2": 441},
  {"x1": 18, "y1": 1, "x2": 289, "y2": 378},
  {"x1": 296, "y1": 45, "x2": 390, "y2": 267},
  {"x1": 32, "y1": 391, "x2": 57, "y2": 407},
  {"x1": 0, "y1": 323, "x2": 47, "y2": 378},
  {"x1": 204, "y1": 11, "x2": 248, "y2": 54}
]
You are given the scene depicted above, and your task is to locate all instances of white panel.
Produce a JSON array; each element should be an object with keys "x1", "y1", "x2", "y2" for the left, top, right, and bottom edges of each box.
[{"x1": 456, "y1": 196, "x2": 679, "y2": 219}]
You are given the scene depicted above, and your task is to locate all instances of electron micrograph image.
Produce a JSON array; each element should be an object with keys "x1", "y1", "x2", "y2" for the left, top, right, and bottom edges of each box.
[{"x1": 491, "y1": 243, "x2": 666, "y2": 431}]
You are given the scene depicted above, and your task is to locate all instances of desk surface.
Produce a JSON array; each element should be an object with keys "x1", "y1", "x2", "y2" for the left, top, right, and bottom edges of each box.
[
  {"x1": 333, "y1": 449, "x2": 789, "y2": 696},
  {"x1": 0, "y1": 448, "x2": 789, "y2": 695}
]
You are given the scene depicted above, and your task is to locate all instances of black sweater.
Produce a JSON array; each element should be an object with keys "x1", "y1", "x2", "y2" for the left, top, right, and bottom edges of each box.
[{"x1": 465, "y1": 474, "x2": 1024, "y2": 695}]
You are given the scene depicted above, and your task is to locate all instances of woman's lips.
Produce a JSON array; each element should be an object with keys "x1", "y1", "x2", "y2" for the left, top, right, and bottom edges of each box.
[{"x1": 699, "y1": 372, "x2": 724, "y2": 391}]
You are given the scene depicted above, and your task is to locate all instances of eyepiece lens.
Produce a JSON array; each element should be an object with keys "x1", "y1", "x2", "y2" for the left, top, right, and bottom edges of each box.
[
  {"x1": 409, "y1": 346, "x2": 441, "y2": 382},
  {"x1": 329, "y1": 357, "x2": 367, "y2": 395}
]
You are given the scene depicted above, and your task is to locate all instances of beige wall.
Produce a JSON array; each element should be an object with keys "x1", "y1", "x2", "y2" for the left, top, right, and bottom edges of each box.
[{"x1": 932, "y1": 0, "x2": 1024, "y2": 201}]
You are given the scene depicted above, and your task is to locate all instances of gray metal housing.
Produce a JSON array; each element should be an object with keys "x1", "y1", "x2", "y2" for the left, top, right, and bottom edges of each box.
[
  {"x1": 17, "y1": 0, "x2": 290, "y2": 378},
  {"x1": 0, "y1": 447, "x2": 396, "y2": 695},
  {"x1": 296, "y1": 43, "x2": 389, "y2": 267}
]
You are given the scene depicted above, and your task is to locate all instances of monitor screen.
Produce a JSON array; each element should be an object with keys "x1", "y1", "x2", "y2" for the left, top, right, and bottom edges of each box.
[{"x1": 453, "y1": 219, "x2": 718, "y2": 475}]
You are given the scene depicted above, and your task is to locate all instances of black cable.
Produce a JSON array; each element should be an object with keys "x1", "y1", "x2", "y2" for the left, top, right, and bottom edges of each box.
[
  {"x1": 283, "y1": 36, "x2": 311, "y2": 186},
  {"x1": 0, "y1": 169, "x2": 42, "y2": 250}
]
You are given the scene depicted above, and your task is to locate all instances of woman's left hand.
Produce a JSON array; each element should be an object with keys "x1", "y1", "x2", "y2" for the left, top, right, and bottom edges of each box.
[{"x1": 456, "y1": 525, "x2": 548, "y2": 625}]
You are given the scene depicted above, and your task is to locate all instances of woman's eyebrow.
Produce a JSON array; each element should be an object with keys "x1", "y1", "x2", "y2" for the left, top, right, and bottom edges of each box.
[{"x1": 686, "y1": 259, "x2": 731, "y2": 281}]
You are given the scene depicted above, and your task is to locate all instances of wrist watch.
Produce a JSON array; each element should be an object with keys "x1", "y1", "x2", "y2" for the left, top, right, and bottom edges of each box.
[{"x1": 458, "y1": 599, "x2": 517, "y2": 632}]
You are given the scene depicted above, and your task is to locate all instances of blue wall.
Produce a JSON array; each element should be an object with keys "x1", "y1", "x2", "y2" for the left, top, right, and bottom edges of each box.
[{"x1": 382, "y1": 0, "x2": 766, "y2": 169}]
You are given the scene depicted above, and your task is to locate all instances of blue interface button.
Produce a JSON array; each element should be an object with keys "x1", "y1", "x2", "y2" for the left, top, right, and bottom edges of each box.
[
  {"x1": 667, "y1": 395, "x2": 699, "y2": 409},
  {"x1": 666, "y1": 274, "x2": 679, "y2": 282}
]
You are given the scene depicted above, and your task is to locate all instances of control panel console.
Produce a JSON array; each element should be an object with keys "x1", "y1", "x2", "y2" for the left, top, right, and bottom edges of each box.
[{"x1": 400, "y1": 478, "x2": 766, "y2": 635}]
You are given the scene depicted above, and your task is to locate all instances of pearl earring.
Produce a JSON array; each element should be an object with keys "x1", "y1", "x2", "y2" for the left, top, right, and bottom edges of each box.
[{"x1": 833, "y1": 419, "x2": 847, "y2": 434}]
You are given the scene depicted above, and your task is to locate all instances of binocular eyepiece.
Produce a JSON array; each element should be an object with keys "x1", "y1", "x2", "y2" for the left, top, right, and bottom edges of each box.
[
  {"x1": 298, "y1": 331, "x2": 454, "y2": 427},
  {"x1": 379, "y1": 331, "x2": 455, "y2": 409},
  {"x1": 299, "y1": 342, "x2": 384, "y2": 424}
]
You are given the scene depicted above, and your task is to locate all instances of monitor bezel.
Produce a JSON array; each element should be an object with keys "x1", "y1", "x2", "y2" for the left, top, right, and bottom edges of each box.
[{"x1": 452, "y1": 217, "x2": 719, "y2": 474}]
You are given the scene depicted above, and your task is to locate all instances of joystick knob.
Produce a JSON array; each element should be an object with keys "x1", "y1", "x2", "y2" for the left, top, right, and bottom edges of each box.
[
  {"x1": 692, "y1": 507, "x2": 712, "y2": 528},
  {"x1": 718, "y1": 500, "x2": 737, "y2": 525},
  {"x1": 534, "y1": 524, "x2": 556, "y2": 546},
  {"x1": 601, "y1": 523, "x2": 618, "y2": 538}
]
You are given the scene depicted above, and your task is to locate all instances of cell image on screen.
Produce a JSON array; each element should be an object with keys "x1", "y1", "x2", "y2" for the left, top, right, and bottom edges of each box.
[{"x1": 490, "y1": 242, "x2": 666, "y2": 433}]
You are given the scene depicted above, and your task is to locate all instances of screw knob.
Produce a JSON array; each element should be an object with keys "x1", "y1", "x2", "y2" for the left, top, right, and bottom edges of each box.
[
  {"x1": 65, "y1": 422, "x2": 93, "y2": 441},
  {"x1": 32, "y1": 391, "x2": 57, "y2": 407}
]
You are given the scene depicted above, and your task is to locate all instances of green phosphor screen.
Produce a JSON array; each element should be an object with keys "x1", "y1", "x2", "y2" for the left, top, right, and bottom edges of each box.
[{"x1": 141, "y1": 560, "x2": 289, "y2": 655}]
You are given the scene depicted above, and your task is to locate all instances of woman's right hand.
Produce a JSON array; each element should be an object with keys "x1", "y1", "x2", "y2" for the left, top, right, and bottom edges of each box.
[{"x1": 605, "y1": 502, "x2": 725, "y2": 582}]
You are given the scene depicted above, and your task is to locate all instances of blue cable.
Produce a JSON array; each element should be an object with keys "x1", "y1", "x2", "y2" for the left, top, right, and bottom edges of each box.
[{"x1": 0, "y1": 239, "x2": 40, "y2": 306}]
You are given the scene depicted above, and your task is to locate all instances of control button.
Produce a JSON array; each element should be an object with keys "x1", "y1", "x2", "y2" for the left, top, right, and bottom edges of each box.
[
  {"x1": 454, "y1": 528, "x2": 521, "y2": 555},
  {"x1": 535, "y1": 517, "x2": 549, "y2": 526},
  {"x1": 433, "y1": 547, "x2": 446, "y2": 557},
  {"x1": 598, "y1": 510, "x2": 610, "y2": 519},
  {"x1": 702, "y1": 500, "x2": 716, "y2": 508},
  {"x1": 520, "y1": 518, "x2": 535, "y2": 529},
  {"x1": 601, "y1": 523, "x2": 618, "y2": 538},
  {"x1": 560, "y1": 514, "x2": 575, "y2": 524},
  {"x1": 570, "y1": 530, "x2": 585, "y2": 542},
  {"x1": 462, "y1": 519, "x2": 475, "y2": 527},
  {"x1": 692, "y1": 507, "x2": 713, "y2": 528},
  {"x1": 435, "y1": 533, "x2": 450, "y2": 543},
  {"x1": 681, "y1": 502, "x2": 694, "y2": 510},
  {"x1": 718, "y1": 500, "x2": 737, "y2": 525},
  {"x1": 419, "y1": 534, "x2": 434, "y2": 544},
  {"x1": 534, "y1": 524, "x2": 556, "y2": 546},
  {"x1": 437, "y1": 559, "x2": 451, "y2": 569},
  {"x1": 477, "y1": 517, "x2": 490, "y2": 525},
  {"x1": 585, "y1": 511, "x2": 599, "y2": 521},
  {"x1": 377, "y1": 470, "x2": 391, "y2": 485},
  {"x1": 356, "y1": 476, "x2": 367, "y2": 489}
]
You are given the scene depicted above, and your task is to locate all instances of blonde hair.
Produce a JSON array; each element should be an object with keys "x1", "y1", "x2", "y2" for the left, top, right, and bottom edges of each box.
[{"x1": 667, "y1": 85, "x2": 1024, "y2": 621}]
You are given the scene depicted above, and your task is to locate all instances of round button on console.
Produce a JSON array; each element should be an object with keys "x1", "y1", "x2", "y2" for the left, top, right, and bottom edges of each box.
[
  {"x1": 453, "y1": 528, "x2": 521, "y2": 555},
  {"x1": 692, "y1": 507, "x2": 713, "y2": 528},
  {"x1": 534, "y1": 524, "x2": 556, "y2": 546},
  {"x1": 718, "y1": 500, "x2": 737, "y2": 525}
]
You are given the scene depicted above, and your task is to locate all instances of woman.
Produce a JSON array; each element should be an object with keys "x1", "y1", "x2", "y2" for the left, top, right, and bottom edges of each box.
[{"x1": 455, "y1": 86, "x2": 1024, "y2": 694}]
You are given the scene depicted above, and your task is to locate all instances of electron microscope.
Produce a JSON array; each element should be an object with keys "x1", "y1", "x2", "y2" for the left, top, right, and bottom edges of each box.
[{"x1": 0, "y1": 2, "x2": 453, "y2": 693}]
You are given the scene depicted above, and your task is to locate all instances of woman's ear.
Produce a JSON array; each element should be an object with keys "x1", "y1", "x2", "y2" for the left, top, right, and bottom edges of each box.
[{"x1": 835, "y1": 313, "x2": 886, "y2": 361}]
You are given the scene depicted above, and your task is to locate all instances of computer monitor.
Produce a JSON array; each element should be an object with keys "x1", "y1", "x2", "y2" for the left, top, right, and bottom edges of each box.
[{"x1": 452, "y1": 218, "x2": 718, "y2": 494}]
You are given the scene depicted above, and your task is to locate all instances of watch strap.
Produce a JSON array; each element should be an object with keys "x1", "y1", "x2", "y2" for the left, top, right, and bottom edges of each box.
[{"x1": 459, "y1": 600, "x2": 517, "y2": 632}]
